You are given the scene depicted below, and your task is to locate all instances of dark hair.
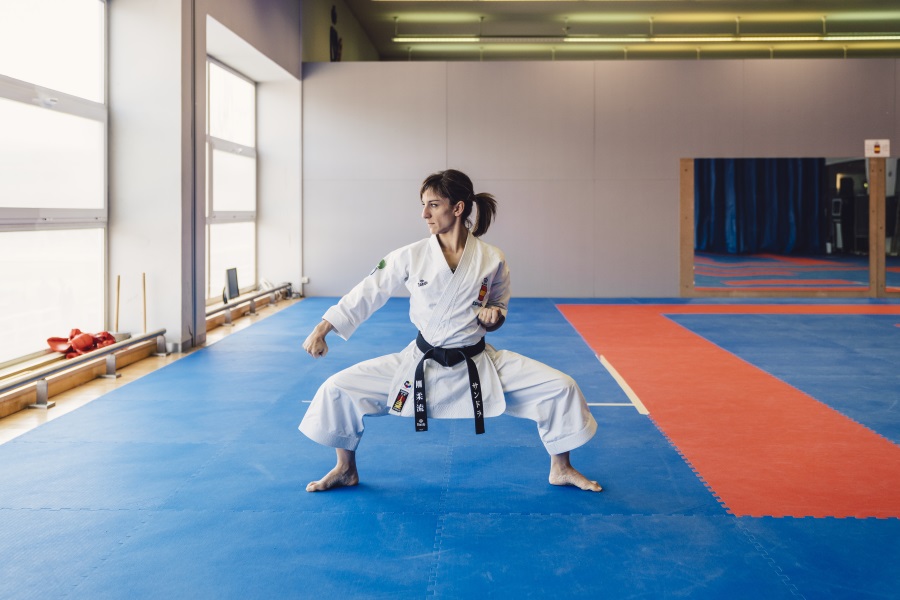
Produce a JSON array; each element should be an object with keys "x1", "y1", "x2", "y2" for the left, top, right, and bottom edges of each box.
[{"x1": 420, "y1": 169, "x2": 497, "y2": 237}]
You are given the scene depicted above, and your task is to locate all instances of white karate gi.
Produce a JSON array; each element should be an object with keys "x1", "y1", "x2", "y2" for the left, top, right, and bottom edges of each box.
[{"x1": 298, "y1": 232, "x2": 597, "y2": 454}]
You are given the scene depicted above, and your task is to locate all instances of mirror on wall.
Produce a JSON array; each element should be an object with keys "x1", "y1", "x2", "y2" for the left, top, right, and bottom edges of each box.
[
  {"x1": 692, "y1": 157, "x2": 871, "y2": 293},
  {"x1": 886, "y1": 159, "x2": 900, "y2": 294}
]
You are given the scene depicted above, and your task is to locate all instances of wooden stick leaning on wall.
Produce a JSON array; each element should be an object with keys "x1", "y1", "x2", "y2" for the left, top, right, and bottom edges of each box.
[
  {"x1": 115, "y1": 275, "x2": 121, "y2": 332},
  {"x1": 142, "y1": 272, "x2": 147, "y2": 334}
]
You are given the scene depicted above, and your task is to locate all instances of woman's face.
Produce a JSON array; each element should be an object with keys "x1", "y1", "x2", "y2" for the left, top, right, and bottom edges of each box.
[{"x1": 421, "y1": 188, "x2": 462, "y2": 236}]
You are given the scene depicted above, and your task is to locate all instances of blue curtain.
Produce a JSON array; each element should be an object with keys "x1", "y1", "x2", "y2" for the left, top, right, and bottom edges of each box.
[{"x1": 695, "y1": 158, "x2": 826, "y2": 254}]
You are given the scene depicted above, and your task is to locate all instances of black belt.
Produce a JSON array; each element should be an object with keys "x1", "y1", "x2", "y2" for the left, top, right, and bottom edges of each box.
[{"x1": 413, "y1": 332, "x2": 486, "y2": 434}]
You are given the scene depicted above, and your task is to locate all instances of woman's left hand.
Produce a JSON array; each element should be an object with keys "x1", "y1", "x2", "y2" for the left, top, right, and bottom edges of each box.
[{"x1": 477, "y1": 306, "x2": 502, "y2": 328}]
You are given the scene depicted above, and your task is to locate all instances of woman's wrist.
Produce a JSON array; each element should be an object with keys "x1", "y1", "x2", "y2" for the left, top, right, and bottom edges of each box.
[{"x1": 315, "y1": 320, "x2": 334, "y2": 336}]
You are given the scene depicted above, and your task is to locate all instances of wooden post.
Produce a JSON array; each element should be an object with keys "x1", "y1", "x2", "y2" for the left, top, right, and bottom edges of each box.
[{"x1": 869, "y1": 158, "x2": 886, "y2": 296}]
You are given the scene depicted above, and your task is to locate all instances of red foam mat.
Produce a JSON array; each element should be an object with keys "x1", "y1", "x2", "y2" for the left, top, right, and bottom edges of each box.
[{"x1": 559, "y1": 304, "x2": 900, "y2": 518}]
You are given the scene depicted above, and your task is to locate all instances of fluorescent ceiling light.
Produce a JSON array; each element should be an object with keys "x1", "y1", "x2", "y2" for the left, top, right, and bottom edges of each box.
[
  {"x1": 564, "y1": 34, "x2": 900, "y2": 43},
  {"x1": 392, "y1": 37, "x2": 481, "y2": 43},
  {"x1": 824, "y1": 35, "x2": 900, "y2": 42},
  {"x1": 393, "y1": 34, "x2": 900, "y2": 44}
]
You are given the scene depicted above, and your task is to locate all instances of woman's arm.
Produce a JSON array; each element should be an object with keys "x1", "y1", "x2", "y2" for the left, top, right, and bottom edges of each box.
[{"x1": 306, "y1": 247, "x2": 410, "y2": 353}]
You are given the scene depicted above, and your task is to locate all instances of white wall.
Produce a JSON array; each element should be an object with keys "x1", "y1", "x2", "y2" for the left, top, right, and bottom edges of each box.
[
  {"x1": 257, "y1": 78, "x2": 302, "y2": 292},
  {"x1": 108, "y1": 0, "x2": 185, "y2": 343},
  {"x1": 302, "y1": 59, "x2": 900, "y2": 298},
  {"x1": 109, "y1": 0, "x2": 302, "y2": 351}
]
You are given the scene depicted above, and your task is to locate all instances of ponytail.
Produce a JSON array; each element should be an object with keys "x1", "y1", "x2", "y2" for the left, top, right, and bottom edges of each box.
[
  {"x1": 470, "y1": 192, "x2": 497, "y2": 237},
  {"x1": 420, "y1": 169, "x2": 499, "y2": 237}
]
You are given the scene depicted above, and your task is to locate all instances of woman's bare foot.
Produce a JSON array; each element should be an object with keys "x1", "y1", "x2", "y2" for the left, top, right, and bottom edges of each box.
[
  {"x1": 307, "y1": 448, "x2": 359, "y2": 492},
  {"x1": 549, "y1": 451, "x2": 602, "y2": 492}
]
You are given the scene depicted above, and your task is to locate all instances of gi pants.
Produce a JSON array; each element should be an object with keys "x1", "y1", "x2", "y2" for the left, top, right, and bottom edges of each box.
[{"x1": 299, "y1": 346, "x2": 597, "y2": 455}]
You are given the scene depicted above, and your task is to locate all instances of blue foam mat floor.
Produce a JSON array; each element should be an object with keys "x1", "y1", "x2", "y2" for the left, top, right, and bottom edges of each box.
[{"x1": 1, "y1": 298, "x2": 899, "y2": 599}]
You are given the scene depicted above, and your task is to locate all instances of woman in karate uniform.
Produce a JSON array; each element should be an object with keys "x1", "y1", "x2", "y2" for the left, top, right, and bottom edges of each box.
[{"x1": 300, "y1": 169, "x2": 601, "y2": 493}]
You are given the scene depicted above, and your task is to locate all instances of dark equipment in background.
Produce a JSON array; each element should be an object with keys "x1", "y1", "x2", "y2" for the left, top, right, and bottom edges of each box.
[{"x1": 223, "y1": 267, "x2": 239, "y2": 304}]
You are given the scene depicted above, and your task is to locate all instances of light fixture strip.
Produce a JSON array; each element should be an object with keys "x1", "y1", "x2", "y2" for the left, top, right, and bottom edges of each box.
[
  {"x1": 393, "y1": 34, "x2": 900, "y2": 44},
  {"x1": 564, "y1": 34, "x2": 900, "y2": 43},
  {"x1": 392, "y1": 37, "x2": 481, "y2": 43}
]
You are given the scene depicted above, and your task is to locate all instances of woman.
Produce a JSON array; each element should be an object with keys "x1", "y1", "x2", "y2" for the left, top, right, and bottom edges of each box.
[{"x1": 300, "y1": 169, "x2": 601, "y2": 493}]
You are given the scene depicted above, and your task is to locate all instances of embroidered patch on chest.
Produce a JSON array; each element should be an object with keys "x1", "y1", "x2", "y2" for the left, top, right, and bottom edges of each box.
[
  {"x1": 477, "y1": 277, "x2": 488, "y2": 302},
  {"x1": 391, "y1": 389, "x2": 409, "y2": 412}
]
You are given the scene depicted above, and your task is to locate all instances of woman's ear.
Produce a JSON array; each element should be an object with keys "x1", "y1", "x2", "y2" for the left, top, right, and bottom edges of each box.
[{"x1": 454, "y1": 200, "x2": 465, "y2": 216}]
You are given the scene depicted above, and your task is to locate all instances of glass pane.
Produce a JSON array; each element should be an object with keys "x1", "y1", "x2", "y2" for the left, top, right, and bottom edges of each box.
[
  {"x1": 693, "y1": 157, "x2": 869, "y2": 293},
  {"x1": 0, "y1": 0, "x2": 104, "y2": 102},
  {"x1": 208, "y1": 62, "x2": 255, "y2": 147},
  {"x1": 0, "y1": 228, "x2": 105, "y2": 364},
  {"x1": 208, "y1": 222, "x2": 256, "y2": 300},
  {"x1": 211, "y1": 149, "x2": 256, "y2": 212},
  {"x1": 205, "y1": 142, "x2": 210, "y2": 218},
  {"x1": 0, "y1": 98, "x2": 104, "y2": 209}
]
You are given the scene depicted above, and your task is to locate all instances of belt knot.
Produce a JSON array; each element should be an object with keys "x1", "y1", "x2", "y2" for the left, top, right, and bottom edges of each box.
[{"x1": 412, "y1": 332, "x2": 486, "y2": 434}]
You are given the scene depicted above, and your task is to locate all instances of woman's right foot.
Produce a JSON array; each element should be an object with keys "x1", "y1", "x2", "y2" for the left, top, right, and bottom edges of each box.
[{"x1": 306, "y1": 463, "x2": 359, "y2": 492}]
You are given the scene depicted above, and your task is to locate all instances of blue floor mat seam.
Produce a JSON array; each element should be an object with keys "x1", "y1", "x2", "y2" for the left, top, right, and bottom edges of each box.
[
  {"x1": 155, "y1": 405, "x2": 269, "y2": 512},
  {"x1": 67, "y1": 510, "x2": 157, "y2": 599},
  {"x1": 428, "y1": 424, "x2": 456, "y2": 598},
  {"x1": 735, "y1": 518, "x2": 808, "y2": 600}
]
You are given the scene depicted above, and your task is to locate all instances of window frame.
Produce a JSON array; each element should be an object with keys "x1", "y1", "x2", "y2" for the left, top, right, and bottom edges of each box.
[
  {"x1": 204, "y1": 56, "x2": 258, "y2": 303},
  {"x1": 0, "y1": 73, "x2": 108, "y2": 225},
  {"x1": 0, "y1": 0, "x2": 108, "y2": 363}
]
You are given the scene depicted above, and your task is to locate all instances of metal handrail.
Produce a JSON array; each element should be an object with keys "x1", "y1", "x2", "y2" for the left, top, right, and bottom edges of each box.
[
  {"x1": 0, "y1": 328, "x2": 168, "y2": 408},
  {"x1": 206, "y1": 282, "x2": 292, "y2": 324},
  {"x1": 1, "y1": 283, "x2": 292, "y2": 408}
]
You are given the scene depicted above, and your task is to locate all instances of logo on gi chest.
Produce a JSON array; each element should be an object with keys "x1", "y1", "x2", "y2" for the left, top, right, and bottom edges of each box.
[
  {"x1": 369, "y1": 258, "x2": 387, "y2": 276},
  {"x1": 417, "y1": 279, "x2": 428, "y2": 287}
]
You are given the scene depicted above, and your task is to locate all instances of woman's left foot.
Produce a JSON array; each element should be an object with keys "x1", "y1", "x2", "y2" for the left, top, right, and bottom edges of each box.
[{"x1": 549, "y1": 464, "x2": 603, "y2": 492}]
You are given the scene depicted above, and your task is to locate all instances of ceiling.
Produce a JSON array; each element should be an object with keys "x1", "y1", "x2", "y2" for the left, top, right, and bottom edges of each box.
[{"x1": 342, "y1": 0, "x2": 900, "y2": 61}]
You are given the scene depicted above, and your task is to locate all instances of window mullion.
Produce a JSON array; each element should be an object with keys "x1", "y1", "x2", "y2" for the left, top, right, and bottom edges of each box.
[
  {"x1": 208, "y1": 211, "x2": 256, "y2": 223},
  {"x1": 207, "y1": 134, "x2": 256, "y2": 158},
  {"x1": 0, "y1": 73, "x2": 106, "y2": 122}
]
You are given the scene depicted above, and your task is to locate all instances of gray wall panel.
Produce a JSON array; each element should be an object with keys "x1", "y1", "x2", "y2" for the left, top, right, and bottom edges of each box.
[
  {"x1": 302, "y1": 59, "x2": 900, "y2": 298},
  {"x1": 594, "y1": 61, "x2": 746, "y2": 179},
  {"x1": 742, "y1": 59, "x2": 897, "y2": 157},
  {"x1": 302, "y1": 62, "x2": 448, "y2": 180},
  {"x1": 477, "y1": 178, "x2": 596, "y2": 297},
  {"x1": 446, "y1": 62, "x2": 595, "y2": 180},
  {"x1": 303, "y1": 178, "x2": 423, "y2": 296},
  {"x1": 592, "y1": 178, "x2": 680, "y2": 297}
]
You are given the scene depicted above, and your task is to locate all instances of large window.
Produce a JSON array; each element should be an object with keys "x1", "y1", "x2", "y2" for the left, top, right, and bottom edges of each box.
[
  {"x1": 0, "y1": 0, "x2": 107, "y2": 365},
  {"x1": 205, "y1": 59, "x2": 257, "y2": 301}
]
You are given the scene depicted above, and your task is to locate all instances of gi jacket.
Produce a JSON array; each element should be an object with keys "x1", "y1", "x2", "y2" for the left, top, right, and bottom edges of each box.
[{"x1": 322, "y1": 232, "x2": 510, "y2": 419}]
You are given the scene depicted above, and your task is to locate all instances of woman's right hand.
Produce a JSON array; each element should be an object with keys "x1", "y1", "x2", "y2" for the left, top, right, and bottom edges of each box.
[{"x1": 303, "y1": 320, "x2": 334, "y2": 359}]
